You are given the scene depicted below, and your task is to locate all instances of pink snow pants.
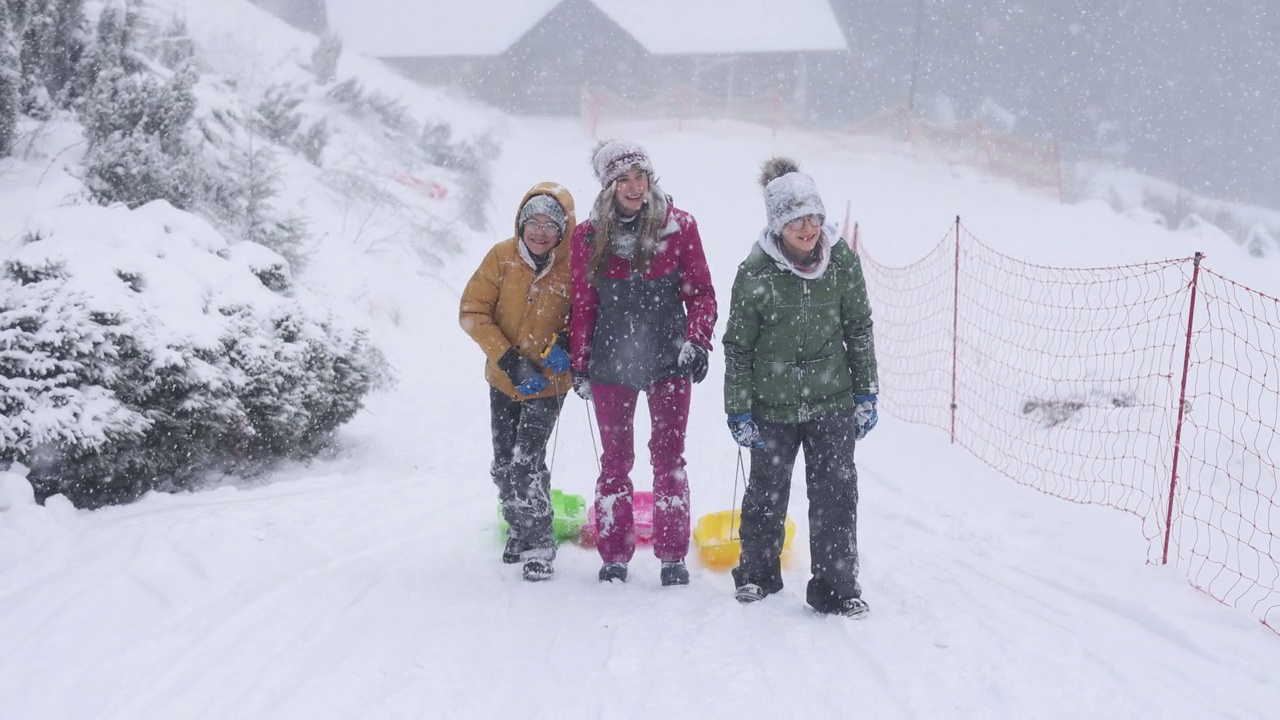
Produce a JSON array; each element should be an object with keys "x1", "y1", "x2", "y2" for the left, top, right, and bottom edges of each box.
[{"x1": 591, "y1": 376, "x2": 691, "y2": 564}]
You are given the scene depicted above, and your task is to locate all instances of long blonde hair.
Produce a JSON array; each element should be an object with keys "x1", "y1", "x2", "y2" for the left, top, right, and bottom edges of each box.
[{"x1": 586, "y1": 180, "x2": 667, "y2": 285}]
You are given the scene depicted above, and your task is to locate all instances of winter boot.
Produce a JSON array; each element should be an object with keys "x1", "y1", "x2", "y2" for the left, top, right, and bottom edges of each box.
[
  {"x1": 660, "y1": 560, "x2": 689, "y2": 587},
  {"x1": 502, "y1": 535, "x2": 520, "y2": 565},
  {"x1": 598, "y1": 562, "x2": 628, "y2": 583},
  {"x1": 735, "y1": 583, "x2": 768, "y2": 604},
  {"x1": 522, "y1": 557, "x2": 553, "y2": 582},
  {"x1": 832, "y1": 596, "x2": 870, "y2": 618},
  {"x1": 732, "y1": 563, "x2": 784, "y2": 597},
  {"x1": 806, "y1": 577, "x2": 866, "y2": 616}
]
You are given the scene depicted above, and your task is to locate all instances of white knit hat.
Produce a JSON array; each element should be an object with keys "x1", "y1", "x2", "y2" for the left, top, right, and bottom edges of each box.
[
  {"x1": 518, "y1": 194, "x2": 567, "y2": 235},
  {"x1": 759, "y1": 157, "x2": 826, "y2": 235},
  {"x1": 591, "y1": 139, "x2": 655, "y2": 188}
]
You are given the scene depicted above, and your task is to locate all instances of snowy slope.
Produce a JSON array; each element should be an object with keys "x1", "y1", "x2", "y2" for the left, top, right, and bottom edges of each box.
[{"x1": 3, "y1": 1, "x2": 1280, "y2": 717}]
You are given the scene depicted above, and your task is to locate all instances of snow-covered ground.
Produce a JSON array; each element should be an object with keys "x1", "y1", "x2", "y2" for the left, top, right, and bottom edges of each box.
[{"x1": 2, "y1": 1, "x2": 1279, "y2": 717}]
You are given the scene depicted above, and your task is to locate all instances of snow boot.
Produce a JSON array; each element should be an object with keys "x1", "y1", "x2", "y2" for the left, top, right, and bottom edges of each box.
[
  {"x1": 660, "y1": 560, "x2": 690, "y2": 587},
  {"x1": 731, "y1": 563, "x2": 784, "y2": 598},
  {"x1": 522, "y1": 558, "x2": 553, "y2": 582},
  {"x1": 806, "y1": 577, "x2": 866, "y2": 617},
  {"x1": 735, "y1": 583, "x2": 768, "y2": 604},
  {"x1": 502, "y1": 535, "x2": 520, "y2": 565},
  {"x1": 598, "y1": 562, "x2": 628, "y2": 583},
  {"x1": 832, "y1": 596, "x2": 870, "y2": 618}
]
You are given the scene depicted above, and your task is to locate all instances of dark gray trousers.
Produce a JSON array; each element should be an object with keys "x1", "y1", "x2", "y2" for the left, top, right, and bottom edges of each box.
[
  {"x1": 490, "y1": 387, "x2": 563, "y2": 561},
  {"x1": 732, "y1": 407, "x2": 862, "y2": 601}
]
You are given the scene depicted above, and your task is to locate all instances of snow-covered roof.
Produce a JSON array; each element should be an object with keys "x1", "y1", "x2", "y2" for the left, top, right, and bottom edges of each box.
[
  {"x1": 324, "y1": 0, "x2": 562, "y2": 58},
  {"x1": 325, "y1": 0, "x2": 847, "y2": 59},
  {"x1": 590, "y1": 0, "x2": 847, "y2": 55}
]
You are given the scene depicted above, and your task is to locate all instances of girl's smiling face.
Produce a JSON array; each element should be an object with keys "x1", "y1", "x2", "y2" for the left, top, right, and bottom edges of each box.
[
  {"x1": 613, "y1": 168, "x2": 650, "y2": 216},
  {"x1": 780, "y1": 214, "x2": 824, "y2": 257},
  {"x1": 521, "y1": 214, "x2": 561, "y2": 255}
]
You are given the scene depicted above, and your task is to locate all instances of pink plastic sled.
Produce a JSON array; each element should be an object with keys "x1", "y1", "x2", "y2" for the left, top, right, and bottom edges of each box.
[{"x1": 579, "y1": 490, "x2": 654, "y2": 547}]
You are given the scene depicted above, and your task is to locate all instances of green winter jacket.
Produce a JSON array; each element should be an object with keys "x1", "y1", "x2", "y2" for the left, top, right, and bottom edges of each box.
[{"x1": 723, "y1": 236, "x2": 878, "y2": 424}]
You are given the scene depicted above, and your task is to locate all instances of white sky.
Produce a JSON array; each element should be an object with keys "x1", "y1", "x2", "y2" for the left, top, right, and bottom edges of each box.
[
  {"x1": 324, "y1": 0, "x2": 561, "y2": 57},
  {"x1": 1, "y1": 0, "x2": 1278, "y2": 716}
]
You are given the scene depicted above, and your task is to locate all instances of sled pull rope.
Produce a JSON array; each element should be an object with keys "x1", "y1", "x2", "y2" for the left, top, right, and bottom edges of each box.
[
  {"x1": 584, "y1": 400, "x2": 602, "y2": 473},
  {"x1": 731, "y1": 449, "x2": 747, "y2": 542},
  {"x1": 549, "y1": 394, "x2": 565, "y2": 474}
]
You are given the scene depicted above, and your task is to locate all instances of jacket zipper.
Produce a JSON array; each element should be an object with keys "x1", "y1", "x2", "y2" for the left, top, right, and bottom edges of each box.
[{"x1": 797, "y1": 280, "x2": 811, "y2": 421}]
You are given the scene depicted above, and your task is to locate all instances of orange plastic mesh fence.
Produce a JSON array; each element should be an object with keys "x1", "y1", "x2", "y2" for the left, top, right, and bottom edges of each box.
[{"x1": 859, "y1": 222, "x2": 1279, "y2": 632}]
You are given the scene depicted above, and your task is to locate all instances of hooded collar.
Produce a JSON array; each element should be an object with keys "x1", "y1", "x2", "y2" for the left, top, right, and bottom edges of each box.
[
  {"x1": 517, "y1": 238, "x2": 557, "y2": 280},
  {"x1": 757, "y1": 224, "x2": 837, "y2": 280}
]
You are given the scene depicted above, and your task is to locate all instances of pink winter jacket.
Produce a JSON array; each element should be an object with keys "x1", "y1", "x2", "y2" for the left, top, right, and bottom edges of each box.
[{"x1": 570, "y1": 197, "x2": 717, "y2": 389}]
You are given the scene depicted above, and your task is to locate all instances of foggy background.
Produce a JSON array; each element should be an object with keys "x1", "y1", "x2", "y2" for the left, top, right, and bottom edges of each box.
[{"x1": 253, "y1": 0, "x2": 1278, "y2": 210}]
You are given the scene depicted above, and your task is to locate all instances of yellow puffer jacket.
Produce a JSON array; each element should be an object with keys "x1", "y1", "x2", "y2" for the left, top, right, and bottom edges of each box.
[{"x1": 459, "y1": 182, "x2": 576, "y2": 401}]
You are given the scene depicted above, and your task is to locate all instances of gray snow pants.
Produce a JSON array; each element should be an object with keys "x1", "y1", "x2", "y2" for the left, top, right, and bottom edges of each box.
[
  {"x1": 490, "y1": 387, "x2": 563, "y2": 561},
  {"x1": 732, "y1": 407, "x2": 862, "y2": 603}
]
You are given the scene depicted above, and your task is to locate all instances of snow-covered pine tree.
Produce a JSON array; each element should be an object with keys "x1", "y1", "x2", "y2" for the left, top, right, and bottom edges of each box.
[
  {"x1": 365, "y1": 90, "x2": 411, "y2": 133},
  {"x1": 419, "y1": 121, "x2": 499, "y2": 231},
  {"x1": 310, "y1": 32, "x2": 340, "y2": 85},
  {"x1": 294, "y1": 118, "x2": 327, "y2": 165},
  {"x1": 451, "y1": 134, "x2": 498, "y2": 231},
  {"x1": 154, "y1": 14, "x2": 193, "y2": 70},
  {"x1": 2, "y1": 238, "x2": 389, "y2": 508},
  {"x1": 2, "y1": 1, "x2": 389, "y2": 508},
  {"x1": 81, "y1": 21, "x2": 201, "y2": 211},
  {"x1": 419, "y1": 120, "x2": 452, "y2": 167},
  {"x1": 0, "y1": 256, "x2": 152, "y2": 506},
  {"x1": 221, "y1": 302, "x2": 385, "y2": 460},
  {"x1": 0, "y1": 1, "x2": 19, "y2": 156},
  {"x1": 254, "y1": 82, "x2": 303, "y2": 145},
  {"x1": 241, "y1": 142, "x2": 277, "y2": 244},
  {"x1": 326, "y1": 76, "x2": 363, "y2": 110},
  {"x1": 82, "y1": 63, "x2": 201, "y2": 208},
  {"x1": 26, "y1": 0, "x2": 87, "y2": 108},
  {"x1": 231, "y1": 141, "x2": 308, "y2": 269}
]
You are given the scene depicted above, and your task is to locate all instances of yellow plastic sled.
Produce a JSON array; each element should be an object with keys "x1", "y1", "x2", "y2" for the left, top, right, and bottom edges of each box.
[{"x1": 693, "y1": 510, "x2": 796, "y2": 569}]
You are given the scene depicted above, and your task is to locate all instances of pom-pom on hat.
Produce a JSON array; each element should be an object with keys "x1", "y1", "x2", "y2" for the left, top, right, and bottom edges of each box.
[
  {"x1": 759, "y1": 156, "x2": 826, "y2": 236},
  {"x1": 518, "y1": 194, "x2": 568, "y2": 236},
  {"x1": 592, "y1": 139, "x2": 655, "y2": 188}
]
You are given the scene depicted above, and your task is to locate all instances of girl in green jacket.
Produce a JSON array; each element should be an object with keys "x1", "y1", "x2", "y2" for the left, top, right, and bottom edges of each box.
[{"x1": 722, "y1": 157, "x2": 879, "y2": 617}]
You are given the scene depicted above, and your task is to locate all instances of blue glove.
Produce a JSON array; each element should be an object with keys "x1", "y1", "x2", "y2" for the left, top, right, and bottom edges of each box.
[
  {"x1": 540, "y1": 333, "x2": 570, "y2": 373},
  {"x1": 727, "y1": 413, "x2": 766, "y2": 449},
  {"x1": 853, "y1": 394, "x2": 878, "y2": 439},
  {"x1": 515, "y1": 374, "x2": 548, "y2": 396}
]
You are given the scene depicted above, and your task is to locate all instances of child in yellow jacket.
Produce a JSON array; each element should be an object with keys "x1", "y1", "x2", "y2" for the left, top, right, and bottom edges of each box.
[{"x1": 459, "y1": 182, "x2": 576, "y2": 581}]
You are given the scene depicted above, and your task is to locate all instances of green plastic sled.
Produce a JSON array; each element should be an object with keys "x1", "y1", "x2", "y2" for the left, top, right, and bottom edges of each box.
[{"x1": 497, "y1": 489, "x2": 588, "y2": 543}]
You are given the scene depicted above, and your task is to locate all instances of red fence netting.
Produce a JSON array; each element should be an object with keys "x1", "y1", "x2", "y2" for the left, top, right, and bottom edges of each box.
[
  {"x1": 583, "y1": 94, "x2": 1061, "y2": 199},
  {"x1": 842, "y1": 106, "x2": 1062, "y2": 199},
  {"x1": 859, "y1": 219, "x2": 1280, "y2": 632}
]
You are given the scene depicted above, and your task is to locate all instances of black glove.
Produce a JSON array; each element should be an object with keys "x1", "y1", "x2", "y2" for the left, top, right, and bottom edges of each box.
[
  {"x1": 497, "y1": 348, "x2": 546, "y2": 396},
  {"x1": 678, "y1": 341, "x2": 709, "y2": 383}
]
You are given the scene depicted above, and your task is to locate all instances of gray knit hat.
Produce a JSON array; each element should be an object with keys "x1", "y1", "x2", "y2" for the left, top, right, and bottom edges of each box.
[
  {"x1": 759, "y1": 157, "x2": 826, "y2": 235},
  {"x1": 592, "y1": 139, "x2": 656, "y2": 188},
  {"x1": 518, "y1": 194, "x2": 568, "y2": 235}
]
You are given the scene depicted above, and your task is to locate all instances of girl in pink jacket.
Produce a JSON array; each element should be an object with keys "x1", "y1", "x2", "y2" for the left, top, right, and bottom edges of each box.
[{"x1": 570, "y1": 139, "x2": 717, "y2": 586}]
